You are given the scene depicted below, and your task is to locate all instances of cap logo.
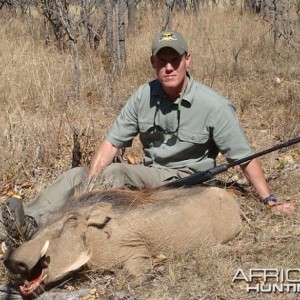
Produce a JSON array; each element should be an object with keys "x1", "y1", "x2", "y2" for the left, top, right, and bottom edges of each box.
[{"x1": 158, "y1": 32, "x2": 177, "y2": 43}]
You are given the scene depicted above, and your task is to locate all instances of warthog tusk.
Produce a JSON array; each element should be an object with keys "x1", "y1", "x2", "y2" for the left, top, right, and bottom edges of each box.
[
  {"x1": 1, "y1": 242, "x2": 7, "y2": 254},
  {"x1": 42, "y1": 273, "x2": 48, "y2": 281},
  {"x1": 40, "y1": 241, "x2": 49, "y2": 258}
]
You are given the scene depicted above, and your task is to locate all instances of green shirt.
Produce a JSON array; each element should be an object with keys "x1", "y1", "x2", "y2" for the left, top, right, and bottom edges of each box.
[{"x1": 106, "y1": 74, "x2": 253, "y2": 172}]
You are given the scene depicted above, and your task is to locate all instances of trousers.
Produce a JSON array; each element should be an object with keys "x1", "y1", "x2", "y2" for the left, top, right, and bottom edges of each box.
[{"x1": 24, "y1": 163, "x2": 193, "y2": 221}]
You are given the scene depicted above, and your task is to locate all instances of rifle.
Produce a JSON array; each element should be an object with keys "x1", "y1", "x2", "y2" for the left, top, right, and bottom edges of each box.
[{"x1": 166, "y1": 136, "x2": 300, "y2": 188}]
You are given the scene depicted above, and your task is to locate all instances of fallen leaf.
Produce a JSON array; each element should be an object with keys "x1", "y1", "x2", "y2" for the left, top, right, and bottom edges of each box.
[
  {"x1": 153, "y1": 253, "x2": 167, "y2": 264},
  {"x1": 126, "y1": 154, "x2": 140, "y2": 164}
]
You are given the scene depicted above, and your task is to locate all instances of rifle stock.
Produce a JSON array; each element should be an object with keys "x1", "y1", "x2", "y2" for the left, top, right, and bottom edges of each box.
[{"x1": 166, "y1": 136, "x2": 300, "y2": 188}]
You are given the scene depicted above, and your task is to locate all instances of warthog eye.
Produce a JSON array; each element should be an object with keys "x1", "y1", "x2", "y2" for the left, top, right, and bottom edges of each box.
[
  {"x1": 60, "y1": 215, "x2": 78, "y2": 234},
  {"x1": 66, "y1": 216, "x2": 78, "y2": 226}
]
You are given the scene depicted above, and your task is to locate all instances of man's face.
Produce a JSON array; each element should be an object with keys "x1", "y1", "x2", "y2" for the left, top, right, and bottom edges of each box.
[{"x1": 151, "y1": 47, "x2": 191, "y2": 98}]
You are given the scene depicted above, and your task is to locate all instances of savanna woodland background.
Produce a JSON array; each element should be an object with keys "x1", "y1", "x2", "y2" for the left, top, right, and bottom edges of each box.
[{"x1": 0, "y1": 0, "x2": 299, "y2": 299}]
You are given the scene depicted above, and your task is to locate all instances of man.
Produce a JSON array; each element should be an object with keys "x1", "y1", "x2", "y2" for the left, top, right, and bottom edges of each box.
[
  {"x1": 86, "y1": 31, "x2": 290, "y2": 210},
  {"x1": 1, "y1": 31, "x2": 293, "y2": 247}
]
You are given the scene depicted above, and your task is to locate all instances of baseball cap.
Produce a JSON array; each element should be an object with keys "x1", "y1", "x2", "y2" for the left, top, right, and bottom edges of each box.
[{"x1": 152, "y1": 31, "x2": 188, "y2": 56}]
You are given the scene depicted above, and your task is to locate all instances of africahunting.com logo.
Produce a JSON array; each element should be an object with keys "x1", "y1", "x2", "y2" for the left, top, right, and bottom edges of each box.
[{"x1": 232, "y1": 268, "x2": 300, "y2": 293}]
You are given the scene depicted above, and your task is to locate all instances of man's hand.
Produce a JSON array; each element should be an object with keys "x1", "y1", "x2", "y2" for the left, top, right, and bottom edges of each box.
[
  {"x1": 240, "y1": 159, "x2": 296, "y2": 213},
  {"x1": 87, "y1": 140, "x2": 119, "y2": 180},
  {"x1": 268, "y1": 201, "x2": 296, "y2": 213}
]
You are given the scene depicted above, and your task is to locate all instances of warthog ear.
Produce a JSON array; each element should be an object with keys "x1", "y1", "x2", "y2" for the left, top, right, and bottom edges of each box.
[{"x1": 86, "y1": 202, "x2": 112, "y2": 226}]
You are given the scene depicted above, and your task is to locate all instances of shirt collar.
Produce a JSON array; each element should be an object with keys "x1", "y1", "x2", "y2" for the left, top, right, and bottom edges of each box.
[
  {"x1": 180, "y1": 72, "x2": 195, "y2": 106},
  {"x1": 150, "y1": 72, "x2": 195, "y2": 106}
]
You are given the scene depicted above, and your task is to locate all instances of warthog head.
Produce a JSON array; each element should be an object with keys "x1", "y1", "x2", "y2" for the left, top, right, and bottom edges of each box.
[{"x1": 2, "y1": 202, "x2": 112, "y2": 296}]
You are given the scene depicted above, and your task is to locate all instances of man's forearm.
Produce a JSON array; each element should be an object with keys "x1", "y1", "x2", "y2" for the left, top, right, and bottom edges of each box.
[
  {"x1": 240, "y1": 158, "x2": 271, "y2": 201},
  {"x1": 87, "y1": 139, "x2": 119, "y2": 180}
]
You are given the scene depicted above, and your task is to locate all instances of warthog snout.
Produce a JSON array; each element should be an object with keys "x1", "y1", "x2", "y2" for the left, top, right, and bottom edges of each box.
[
  {"x1": 4, "y1": 240, "x2": 50, "y2": 275},
  {"x1": 5, "y1": 259, "x2": 29, "y2": 275},
  {"x1": 3, "y1": 240, "x2": 51, "y2": 296},
  {"x1": 3, "y1": 212, "x2": 92, "y2": 296}
]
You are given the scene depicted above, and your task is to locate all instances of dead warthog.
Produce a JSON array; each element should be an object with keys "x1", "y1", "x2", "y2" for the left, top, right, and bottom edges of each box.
[{"x1": 2, "y1": 186, "x2": 241, "y2": 296}]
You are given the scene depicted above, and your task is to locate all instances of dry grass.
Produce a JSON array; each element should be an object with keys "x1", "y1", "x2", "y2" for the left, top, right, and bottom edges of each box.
[{"x1": 0, "y1": 4, "x2": 299, "y2": 300}]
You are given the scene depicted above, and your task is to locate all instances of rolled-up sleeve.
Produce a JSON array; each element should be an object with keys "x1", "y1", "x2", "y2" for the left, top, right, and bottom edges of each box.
[
  {"x1": 210, "y1": 103, "x2": 254, "y2": 162},
  {"x1": 106, "y1": 90, "x2": 140, "y2": 148}
]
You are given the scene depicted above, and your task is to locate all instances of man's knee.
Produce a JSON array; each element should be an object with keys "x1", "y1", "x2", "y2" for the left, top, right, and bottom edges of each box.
[
  {"x1": 102, "y1": 163, "x2": 126, "y2": 178},
  {"x1": 63, "y1": 167, "x2": 88, "y2": 186},
  {"x1": 100, "y1": 163, "x2": 128, "y2": 188}
]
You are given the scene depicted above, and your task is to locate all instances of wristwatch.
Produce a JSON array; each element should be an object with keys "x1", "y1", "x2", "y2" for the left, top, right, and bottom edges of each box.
[{"x1": 263, "y1": 194, "x2": 278, "y2": 205}]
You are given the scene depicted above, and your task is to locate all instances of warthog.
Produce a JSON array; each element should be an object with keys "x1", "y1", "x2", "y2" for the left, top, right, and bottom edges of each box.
[{"x1": 2, "y1": 186, "x2": 241, "y2": 296}]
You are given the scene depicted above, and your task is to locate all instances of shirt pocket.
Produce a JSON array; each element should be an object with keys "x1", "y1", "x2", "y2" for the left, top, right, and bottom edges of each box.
[{"x1": 178, "y1": 129, "x2": 210, "y2": 144}]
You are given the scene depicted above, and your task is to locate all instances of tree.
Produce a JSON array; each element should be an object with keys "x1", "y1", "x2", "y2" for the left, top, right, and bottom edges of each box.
[
  {"x1": 127, "y1": 0, "x2": 136, "y2": 35},
  {"x1": 118, "y1": 0, "x2": 126, "y2": 64},
  {"x1": 162, "y1": 0, "x2": 176, "y2": 31}
]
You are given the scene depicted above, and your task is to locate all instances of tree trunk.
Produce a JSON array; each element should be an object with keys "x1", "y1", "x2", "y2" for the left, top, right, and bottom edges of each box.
[
  {"x1": 162, "y1": 0, "x2": 175, "y2": 31},
  {"x1": 273, "y1": 0, "x2": 279, "y2": 48},
  {"x1": 105, "y1": 0, "x2": 114, "y2": 55},
  {"x1": 55, "y1": 0, "x2": 81, "y2": 101},
  {"x1": 118, "y1": 0, "x2": 126, "y2": 64},
  {"x1": 104, "y1": 0, "x2": 116, "y2": 106},
  {"x1": 128, "y1": 0, "x2": 136, "y2": 35}
]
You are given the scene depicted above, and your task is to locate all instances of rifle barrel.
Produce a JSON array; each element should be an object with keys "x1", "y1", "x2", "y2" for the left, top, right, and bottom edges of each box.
[
  {"x1": 166, "y1": 136, "x2": 300, "y2": 188},
  {"x1": 227, "y1": 136, "x2": 300, "y2": 169}
]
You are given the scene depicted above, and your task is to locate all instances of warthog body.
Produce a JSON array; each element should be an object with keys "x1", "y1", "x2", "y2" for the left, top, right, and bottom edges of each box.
[{"x1": 3, "y1": 186, "x2": 241, "y2": 295}]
